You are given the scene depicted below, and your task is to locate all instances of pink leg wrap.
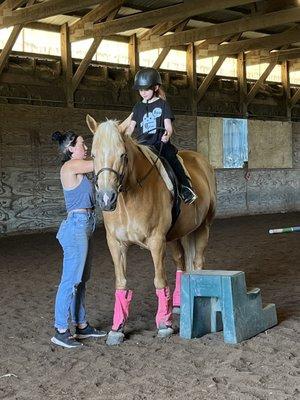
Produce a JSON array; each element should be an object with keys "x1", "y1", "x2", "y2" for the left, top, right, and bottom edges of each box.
[
  {"x1": 155, "y1": 287, "x2": 172, "y2": 329},
  {"x1": 112, "y1": 289, "x2": 133, "y2": 331},
  {"x1": 172, "y1": 270, "x2": 183, "y2": 308}
]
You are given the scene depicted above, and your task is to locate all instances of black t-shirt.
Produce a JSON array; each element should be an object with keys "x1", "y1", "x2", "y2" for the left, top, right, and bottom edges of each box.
[{"x1": 132, "y1": 98, "x2": 174, "y2": 145}]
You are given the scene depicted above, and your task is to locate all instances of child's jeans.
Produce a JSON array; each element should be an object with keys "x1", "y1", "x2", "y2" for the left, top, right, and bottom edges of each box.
[{"x1": 54, "y1": 211, "x2": 95, "y2": 330}]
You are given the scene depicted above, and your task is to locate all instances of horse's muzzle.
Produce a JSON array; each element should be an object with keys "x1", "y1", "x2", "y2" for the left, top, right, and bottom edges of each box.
[{"x1": 96, "y1": 189, "x2": 118, "y2": 211}]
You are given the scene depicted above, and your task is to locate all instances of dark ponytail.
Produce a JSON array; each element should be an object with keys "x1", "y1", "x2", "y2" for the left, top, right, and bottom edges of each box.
[{"x1": 52, "y1": 130, "x2": 78, "y2": 163}]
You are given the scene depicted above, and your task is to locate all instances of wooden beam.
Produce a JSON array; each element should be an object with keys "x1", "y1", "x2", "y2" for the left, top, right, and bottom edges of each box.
[
  {"x1": 70, "y1": 0, "x2": 262, "y2": 42},
  {"x1": 60, "y1": 23, "x2": 73, "y2": 107},
  {"x1": 72, "y1": 38, "x2": 101, "y2": 92},
  {"x1": 139, "y1": 18, "x2": 187, "y2": 42},
  {"x1": 69, "y1": 0, "x2": 124, "y2": 37},
  {"x1": 246, "y1": 58, "x2": 278, "y2": 104},
  {"x1": 197, "y1": 35, "x2": 232, "y2": 55},
  {"x1": 290, "y1": 88, "x2": 300, "y2": 107},
  {"x1": 237, "y1": 52, "x2": 247, "y2": 116},
  {"x1": 186, "y1": 43, "x2": 197, "y2": 115},
  {"x1": 0, "y1": 25, "x2": 23, "y2": 76},
  {"x1": 0, "y1": 0, "x2": 106, "y2": 28},
  {"x1": 151, "y1": 19, "x2": 189, "y2": 69},
  {"x1": 139, "y1": 6, "x2": 300, "y2": 51},
  {"x1": 196, "y1": 35, "x2": 241, "y2": 103},
  {"x1": 26, "y1": 21, "x2": 60, "y2": 32},
  {"x1": 128, "y1": 33, "x2": 138, "y2": 78},
  {"x1": 197, "y1": 27, "x2": 300, "y2": 57},
  {"x1": 72, "y1": 7, "x2": 121, "y2": 92},
  {"x1": 0, "y1": 0, "x2": 27, "y2": 15},
  {"x1": 246, "y1": 48, "x2": 300, "y2": 65},
  {"x1": 0, "y1": 0, "x2": 35, "y2": 76},
  {"x1": 281, "y1": 60, "x2": 291, "y2": 119},
  {"x1": 197, "y1": 56, "x2": 227, "y2": 103}
]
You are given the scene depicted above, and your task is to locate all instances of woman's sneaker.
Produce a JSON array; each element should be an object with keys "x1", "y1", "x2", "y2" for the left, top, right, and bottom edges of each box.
[
  {"x1": 74, "y1": 323, "x2": 107, "y2": 339},
  {"x1": 180, "y1": 185, "x2": 198, "y2": 204},
  {"x1": 51, "y1": 329, "x2": 83, "y2": 349}
]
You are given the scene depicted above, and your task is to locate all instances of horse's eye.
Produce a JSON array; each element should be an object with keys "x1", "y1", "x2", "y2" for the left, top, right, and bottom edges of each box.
[{"x1": 91, "y1": 154, "x2": 95, "y2": 159}]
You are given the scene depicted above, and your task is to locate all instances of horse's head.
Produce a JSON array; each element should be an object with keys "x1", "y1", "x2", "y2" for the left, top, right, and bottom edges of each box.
[{"x1": 86, "y1": 114, "x2": 128, "y2": 211}]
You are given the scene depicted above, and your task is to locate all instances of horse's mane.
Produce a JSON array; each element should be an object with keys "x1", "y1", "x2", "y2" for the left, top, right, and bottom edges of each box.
[
  {"x1": 93, "y1": 119, "x2": 139, "y2": 150},
  {"x1": 93, "y1": 119, "x2": 123, "y2": 148}
]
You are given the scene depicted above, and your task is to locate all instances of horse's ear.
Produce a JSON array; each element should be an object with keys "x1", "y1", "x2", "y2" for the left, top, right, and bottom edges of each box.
[
  {"x1": 118, "y1": 113, "x2": 133, "y2": 135},
  {"x1": 86, "y1": 114, "x2": 98, "y2": 134}
]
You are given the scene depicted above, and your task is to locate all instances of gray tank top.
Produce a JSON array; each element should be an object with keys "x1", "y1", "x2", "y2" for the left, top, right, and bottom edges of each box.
[{"x1": 63, "y1": 175, "x2": 95, "y2": 212}]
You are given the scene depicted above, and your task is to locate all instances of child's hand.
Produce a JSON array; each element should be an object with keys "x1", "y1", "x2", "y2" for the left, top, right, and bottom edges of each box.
[{"x1": 161, "y1": 131, "x2": 170, "y2": 143}]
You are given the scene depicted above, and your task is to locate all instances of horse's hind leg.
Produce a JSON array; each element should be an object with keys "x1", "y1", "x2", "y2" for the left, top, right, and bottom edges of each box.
[
  {"x1": 149, "y1": 236, "x2": 174, "y2": 338},
  {"x1": 169, "y1": 240, "x2": 186, "y2": 313},
  {"x1": 193, "y1": 222, "x2": 210, "y2": 270},
  {"x1": 106, "y1": 234, "x2": 132, "y2": 346}
]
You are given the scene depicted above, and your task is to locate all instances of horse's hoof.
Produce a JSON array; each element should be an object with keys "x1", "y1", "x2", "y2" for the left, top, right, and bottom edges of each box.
[
  {"x1": 106, "y1": 330, "x2": 124, "y2": 346},
  {"x1": 172, "y1": 306, "x2": 181, "y2": 314},
  {"x1": 157, "y1": 326, "x2": 174, "y2": 338}
]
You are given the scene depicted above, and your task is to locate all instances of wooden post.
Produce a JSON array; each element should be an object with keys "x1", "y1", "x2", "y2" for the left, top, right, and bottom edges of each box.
[
  {"x1": 129, "y1": 33, "x2": 138, "y2": 78},
  {"x1": 237, "y1": 52, "x2": 247, "y2": 116},
  {"x1": 60, "y1": 23, "x2": 73, "y2": 107},
  {"x1": 186, "y1": 43, "x2": 197, "y2": 115},
  {"x1": 281, "y1": 60, "x2": 291, "y2": 119}
]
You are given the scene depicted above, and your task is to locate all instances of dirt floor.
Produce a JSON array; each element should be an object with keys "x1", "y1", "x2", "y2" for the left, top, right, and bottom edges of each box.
[{"x1": 0, "y1": 212, "x2": 299, "y2": 400}]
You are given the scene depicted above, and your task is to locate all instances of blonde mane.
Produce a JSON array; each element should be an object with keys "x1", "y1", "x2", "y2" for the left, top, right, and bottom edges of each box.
[{"x1": 92, "y1": 119, "x2": 123, "y2": 150}]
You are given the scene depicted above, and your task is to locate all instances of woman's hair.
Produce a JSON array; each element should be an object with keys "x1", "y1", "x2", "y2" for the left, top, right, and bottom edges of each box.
[{"x1": 52, "y1": 130, "x2": 78, "y2": 163}]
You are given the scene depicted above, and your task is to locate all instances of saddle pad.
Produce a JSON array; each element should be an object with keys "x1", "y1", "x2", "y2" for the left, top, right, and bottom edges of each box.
[{"x1": 138, "y1": 144, "x2": 191, "y2": 195}]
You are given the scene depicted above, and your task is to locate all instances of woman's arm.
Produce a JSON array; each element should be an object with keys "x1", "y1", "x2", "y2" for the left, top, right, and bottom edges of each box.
[{"x1": 66, "y1": 159, "x2": 94, "y2": 174}]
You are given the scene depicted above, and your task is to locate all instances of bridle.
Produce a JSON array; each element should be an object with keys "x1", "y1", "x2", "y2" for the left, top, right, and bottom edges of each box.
[
  {"x1": 93, "y1": 127, "x2": 166, "y2": 193},
  {"x1": 93, "y1": 153, "x2": 128, "y2": 193}
]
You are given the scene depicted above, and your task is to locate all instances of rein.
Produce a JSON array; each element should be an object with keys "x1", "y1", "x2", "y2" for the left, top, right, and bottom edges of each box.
[{"x1": 136, "y1": 141, "x2": 163, "y2": 188}]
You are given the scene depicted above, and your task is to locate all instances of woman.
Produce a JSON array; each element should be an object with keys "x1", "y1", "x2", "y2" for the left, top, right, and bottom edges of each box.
[{"x1": 51, "y1": 130, "x2": 106, "y2": 348}]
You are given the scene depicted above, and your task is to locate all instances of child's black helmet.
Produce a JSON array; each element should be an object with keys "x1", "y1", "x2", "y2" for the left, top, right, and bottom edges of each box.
[{"x1": 133, "y1": 68, "x2": 162, "y2": 90}]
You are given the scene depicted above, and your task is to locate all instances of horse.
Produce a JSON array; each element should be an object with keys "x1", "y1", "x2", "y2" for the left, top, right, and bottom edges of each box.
[{"x1": 86, "y1": 114, "x2": 216, "y2": 345}]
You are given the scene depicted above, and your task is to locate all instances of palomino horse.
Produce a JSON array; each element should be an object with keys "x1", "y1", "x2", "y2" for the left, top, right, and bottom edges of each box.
[{"x1": 86, "y1": 114, "x2": 216, "y2": 345}]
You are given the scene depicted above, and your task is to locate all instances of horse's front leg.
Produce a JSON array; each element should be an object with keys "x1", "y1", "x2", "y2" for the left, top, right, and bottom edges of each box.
[
  {"x1": 106, "y1": 234, "x2": 132, "y2": 346},
  {"x1": 169, "y1": 239, "x2": 186, "y2": 314},
  {"x1": 149, "y1": 236, "x2": 174, "y2": 338}
]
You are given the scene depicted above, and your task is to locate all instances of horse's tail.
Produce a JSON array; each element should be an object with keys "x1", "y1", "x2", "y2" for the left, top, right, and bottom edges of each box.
[{"x1": 180, "y1": 231, "x2": 196, "y2": 272}]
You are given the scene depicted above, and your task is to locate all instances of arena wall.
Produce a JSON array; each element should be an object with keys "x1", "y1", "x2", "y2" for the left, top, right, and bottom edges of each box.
[{"x1": 1, "y1": 104, "x2": 299, "y2": 234}]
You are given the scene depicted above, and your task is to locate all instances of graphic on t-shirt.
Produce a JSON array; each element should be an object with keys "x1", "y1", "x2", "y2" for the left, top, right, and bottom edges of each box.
[{"x1": 140, "y1": 107, "x2": 162, "y2": 134}]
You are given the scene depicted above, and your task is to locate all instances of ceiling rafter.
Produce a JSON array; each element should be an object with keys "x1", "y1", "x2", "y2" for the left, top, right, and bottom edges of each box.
[
  {"x1": 195, "y1": 26, "x2": 300, "y2": 58},
  {"x1": 69, "y1": 0, "x2": 263, "y2": 42},
  {"x1": 69, "y1": 0, "x2": 125, "y2": 36},
  {"x1": 0, "y1": 0, "x2": 106, "y2": 28},
  {"x1": 0, "y1": 0, "x2": 28, "y2": 15},
  {"x1": 139, "y1": 6, "x2": 300, "y2": 51},
  {"x1": 246, "y1": 48, "x2": 300, "y2": 65}
]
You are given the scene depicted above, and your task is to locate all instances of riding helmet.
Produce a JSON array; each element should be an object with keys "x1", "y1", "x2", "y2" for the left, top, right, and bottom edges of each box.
[{"x1": 133, "y1": 68, "x2": 162, "y2": 90}]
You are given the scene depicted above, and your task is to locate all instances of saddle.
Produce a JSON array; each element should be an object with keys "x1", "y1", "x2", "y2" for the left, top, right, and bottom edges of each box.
[{"x1": 137, "y1": 144, "x2": 191, "y2": 229}]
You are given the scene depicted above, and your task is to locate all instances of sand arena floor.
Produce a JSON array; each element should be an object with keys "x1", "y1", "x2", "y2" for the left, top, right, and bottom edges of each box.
[{"x1": 0, "y1": 212, "x2": 299, "y2": 400}]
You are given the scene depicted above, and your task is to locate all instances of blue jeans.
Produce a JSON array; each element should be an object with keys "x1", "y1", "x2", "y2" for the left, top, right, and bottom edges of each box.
[{"x1": 54, "y1": 211, "x2": 96, "y2": 330}]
